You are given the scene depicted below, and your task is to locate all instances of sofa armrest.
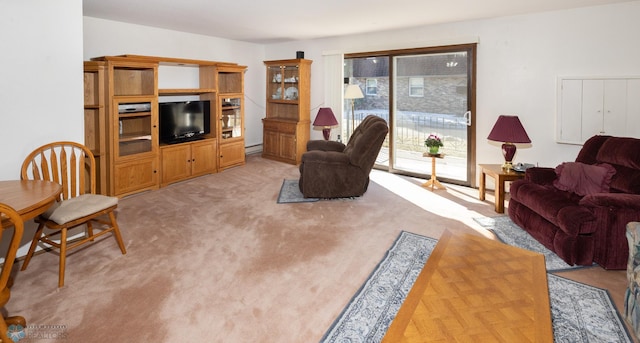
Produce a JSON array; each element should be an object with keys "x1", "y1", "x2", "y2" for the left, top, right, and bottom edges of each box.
[
  {"x1": 524, "y1": 167, "x2": 557, "y2": 185},
  {"x1": 580, "y1": 193, "x2": 640, "y2": 210},
  {"x1": 306, "y1": 140, "x2": 345, "y2": 152}
]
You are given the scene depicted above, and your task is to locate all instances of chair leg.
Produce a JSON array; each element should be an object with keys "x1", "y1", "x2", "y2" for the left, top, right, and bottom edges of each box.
[
  {"x1": 0, "y1": 315, "x2": 12, "y2": 343},
  {"x1": 20, "y1": 223, "x2": 46, "y2": 271},
  {"x1": 87, "y1": 220, "x2": 95, "y2": 242},
  {"x1": 109, "y1": 212, "x2": 127, "y2": 255},
  {"x1": 58, "y1": 228, "x2": 67, "y2": 288}
]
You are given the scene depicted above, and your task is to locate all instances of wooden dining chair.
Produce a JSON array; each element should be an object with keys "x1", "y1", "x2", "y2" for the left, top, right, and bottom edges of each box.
[
  {"x1": 20, "y1": 141, "x2": 126, "y2": 287},
  {"x1": 0, "y1": 203, "x2": 27, "y2": 342}
]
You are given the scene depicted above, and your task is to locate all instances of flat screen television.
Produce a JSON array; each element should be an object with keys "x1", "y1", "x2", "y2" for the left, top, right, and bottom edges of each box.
[{"x1": 159, "y1": 100, "x2": 211, "y2": 144}]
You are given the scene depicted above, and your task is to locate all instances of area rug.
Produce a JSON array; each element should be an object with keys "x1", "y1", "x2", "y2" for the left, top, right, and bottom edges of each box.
[
  {"x1": 277, "y1": 179, "x2": 318, "y2": 203},
  {"x1": 276, "y1": 179, "x2": 359, "y2": 203},
  {"x1": 320, "y1": 231, "x2": 632, "y2": 343},
  {"x1": 474, "y1": 216, "x2": 585, "y2": 272}
]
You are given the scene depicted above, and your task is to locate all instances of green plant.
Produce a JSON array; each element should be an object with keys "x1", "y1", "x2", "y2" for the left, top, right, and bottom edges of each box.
[{"x1": 424, "y1": 134, "x2": 443, "y2": 148}]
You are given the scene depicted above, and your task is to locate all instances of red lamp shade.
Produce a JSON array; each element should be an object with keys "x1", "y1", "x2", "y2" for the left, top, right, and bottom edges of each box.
[
  {"x1": 487, "y1": 115, "x2": 531, "y2": 170},
  {"x1": 313, "y1": 107, "x2": 338, "y2": 140}
]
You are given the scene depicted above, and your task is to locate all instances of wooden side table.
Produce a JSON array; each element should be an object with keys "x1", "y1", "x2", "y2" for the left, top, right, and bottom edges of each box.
[
  {"x1": 421, "y1": 152, "x2": 445, "y2": 191},
  {"x1": 478, "y1": 164, "x2": 525, "y2": 213}
]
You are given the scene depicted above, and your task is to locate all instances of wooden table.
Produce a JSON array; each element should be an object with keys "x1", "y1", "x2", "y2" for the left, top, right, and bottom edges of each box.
[
  {"x1": 421, "y1": 152, "x2": 446, "y2": 191},
  {"x1": 478, "y1": 164, "x2": 525, "y2": 213},
  {"x1": 0, "y1": 180, "x2": 61, "y2": 329},
  {"x1": 0, "y1": 180, "x2": 61, "y2": 223},
  {"x1": 383, "y1": 230, "x2": 553, "y2": 343}
]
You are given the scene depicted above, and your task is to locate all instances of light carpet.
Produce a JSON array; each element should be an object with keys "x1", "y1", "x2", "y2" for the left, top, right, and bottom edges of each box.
[
  {"x1": 321, "y1": 231, "x2": 632, "y2": 343},
  {"x1": 474, "y1": 215, "x2": 584, "y2": 272}
]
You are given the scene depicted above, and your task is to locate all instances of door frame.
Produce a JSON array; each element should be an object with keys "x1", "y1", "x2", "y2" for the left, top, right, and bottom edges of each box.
[{"x1": 345, "y1": 43, "x2": 477, "y2": 187}]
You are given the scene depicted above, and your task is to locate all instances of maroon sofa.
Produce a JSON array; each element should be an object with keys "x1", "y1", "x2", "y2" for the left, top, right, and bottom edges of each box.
[{"x1": 508, "y1": 135, "x2": 640, "y2": 269}]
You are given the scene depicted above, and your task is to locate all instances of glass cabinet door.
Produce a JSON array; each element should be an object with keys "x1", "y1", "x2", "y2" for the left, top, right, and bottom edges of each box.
[
  {"x1": 220, "y1": 97, "x2": 243, "y2": 140},
  {"x1": 267, "y1": 65, "x2": 300, "y2": 101},
  {"x1": 115, "y1": 99, "x2": 156, "y2": 158}
]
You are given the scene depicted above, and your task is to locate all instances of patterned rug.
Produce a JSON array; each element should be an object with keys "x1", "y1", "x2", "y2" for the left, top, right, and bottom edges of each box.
[
  {"x1": 276, "y1": 179, "x2": 358, "y2": 203},
  {"x1": 320, "y1": 231, "x2": 632, "y2": 343},
  {"x1": 474, "y1": 216, "x2": 586, "y2": 272},
  {"x1": 277, "y1": 179, "x2": 318, "y2": 203}
]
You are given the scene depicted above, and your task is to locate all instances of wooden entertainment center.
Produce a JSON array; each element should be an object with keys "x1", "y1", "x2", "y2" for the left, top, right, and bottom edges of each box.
[{"x1": 83, "y1": 55, "x2": 246, "y2": 197}]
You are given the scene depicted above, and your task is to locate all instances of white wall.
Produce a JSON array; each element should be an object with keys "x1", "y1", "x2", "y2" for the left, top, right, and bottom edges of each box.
[
  {"x1": 83, "y1": 17, "x2": 266, "y2": 148},
  {"x1": 0, "y1": 0, "x2": 84, "y2": 180},
  {"x1": 265, "y1": 1, "x2": 640, "y2": 170}
]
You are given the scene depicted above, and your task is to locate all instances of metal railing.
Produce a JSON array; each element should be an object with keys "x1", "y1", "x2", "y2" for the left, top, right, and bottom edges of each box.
[{"x1": 348, "y1": 110, "x2": 468, "y2": 158}]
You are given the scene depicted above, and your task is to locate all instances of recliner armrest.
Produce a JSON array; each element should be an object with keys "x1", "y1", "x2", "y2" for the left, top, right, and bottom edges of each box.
[
  {"x1": 580, "y1": 193, "x2": 640, "y2": 210},
  {"x1": 524, "y1": 167, "x2": 557, "y2": 185},
  {"x1": 306, "y1": 140, "x2": 345, "y2": 152},
  {"x1": 300, "y1": 150, "x2": 350, "y2": 164}
]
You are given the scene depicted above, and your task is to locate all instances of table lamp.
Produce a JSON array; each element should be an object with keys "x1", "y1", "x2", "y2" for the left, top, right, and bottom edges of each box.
[
  {"x1": 313, "y1": 107, "x2": 338, "y2": 140},
  {"x1": 487, "y1": 115, "x2": 531, "y2": 171},
  {"x1": 344, "y1": 84, "x2": 364, "y2": 135}
]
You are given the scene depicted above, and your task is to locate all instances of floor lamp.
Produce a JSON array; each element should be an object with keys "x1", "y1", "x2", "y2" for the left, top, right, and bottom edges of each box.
[{"x1": 344, "y1": 85, "x2": 364, "y2": 136}]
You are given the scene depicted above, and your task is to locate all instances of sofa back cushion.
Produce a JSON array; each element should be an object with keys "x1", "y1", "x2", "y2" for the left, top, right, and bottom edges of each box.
[
  {"x1": 595, "y1": 137, "x2": 640, "y2": 194},
  {"x1": 576, "y1": 135, "x2": 611, "y2": 164}
]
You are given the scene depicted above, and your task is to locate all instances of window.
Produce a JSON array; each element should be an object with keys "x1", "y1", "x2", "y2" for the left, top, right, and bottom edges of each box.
[
  {"x1": 366, "y1": 79, "x2": 378, "y2": 96},
  {"x1": 409, "y1": 77, "x2": 424, "y2": 97}
]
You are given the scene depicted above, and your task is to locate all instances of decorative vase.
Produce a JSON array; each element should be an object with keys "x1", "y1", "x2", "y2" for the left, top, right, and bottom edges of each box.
[{"x1": 429, "y1": 146, "x2": 440, "y2": 154}]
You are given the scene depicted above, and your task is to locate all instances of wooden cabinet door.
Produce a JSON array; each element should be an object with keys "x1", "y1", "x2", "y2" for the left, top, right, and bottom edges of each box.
[
  {"x1": 113, "y1": 158, "x2": 158, "y2": 196},
  {"x1": 191, "y1": 140, "x2": 217, "y2": 176},
  {"x1": 280, "y1": 133, "x2": 297, "y2": 161},
  {"x1": 220, "y1": 141, "x2": 245, "y2": 170},
  {"x1": 161, "y1": 144, "x2": 191, "y2": 186},
  {"x1": 263, "y1": 129, "x2": 279, "y2": 157}
]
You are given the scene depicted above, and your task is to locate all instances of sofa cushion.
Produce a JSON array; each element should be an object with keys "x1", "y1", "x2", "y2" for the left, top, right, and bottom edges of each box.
[
  {"x1": 553, "y1": 162, "x2": 616, "y2": 196},
  {"x1": 510, "y1": 180, "x2": 581, "y2": 226}
]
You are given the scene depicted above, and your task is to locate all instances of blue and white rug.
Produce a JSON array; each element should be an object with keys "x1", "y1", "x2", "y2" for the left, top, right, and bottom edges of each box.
[
  {"x1": 474, "y1": 216, "x2": 587, "y2": 272},
  {"x1": 277, "y1": 179, "x2": 318, "y2": 203},
  {"x1": 320, "y1": 231, "x2": 632, "y2": 343}
]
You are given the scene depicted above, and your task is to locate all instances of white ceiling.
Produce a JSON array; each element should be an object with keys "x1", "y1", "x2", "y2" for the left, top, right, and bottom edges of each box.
[{"x1": 83, "y1": 0, "x2": 633, "y2": 44}]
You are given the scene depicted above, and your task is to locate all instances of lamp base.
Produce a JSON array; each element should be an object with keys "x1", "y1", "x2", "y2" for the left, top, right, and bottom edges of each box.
[
  {"x1": 501, "y1": 142, "x2": 516, "y2": 171},
  {"x1": 322, "y1": 128, "x2": 331, "y2": 140}
]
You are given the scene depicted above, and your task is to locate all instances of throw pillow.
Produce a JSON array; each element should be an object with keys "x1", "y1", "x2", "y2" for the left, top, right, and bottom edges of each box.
[{"x1": 553, "y1": 162, "x2": 616, "y2": 196}]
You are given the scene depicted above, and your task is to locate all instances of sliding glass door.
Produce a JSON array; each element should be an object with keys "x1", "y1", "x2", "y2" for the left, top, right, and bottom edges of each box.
[{"x1": 344, "y1": 44, "x2": 476, "y2": 186}]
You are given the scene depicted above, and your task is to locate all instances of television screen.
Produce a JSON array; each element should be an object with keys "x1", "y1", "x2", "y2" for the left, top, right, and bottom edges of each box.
[{"x1": 159, "y1": 100, "x2": 211, "y2": 144}]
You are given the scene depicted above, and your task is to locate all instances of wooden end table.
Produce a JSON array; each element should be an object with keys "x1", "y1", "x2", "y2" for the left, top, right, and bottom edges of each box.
[{"x1": 478, "y1": 164, "x2": 525, "y2": 213}]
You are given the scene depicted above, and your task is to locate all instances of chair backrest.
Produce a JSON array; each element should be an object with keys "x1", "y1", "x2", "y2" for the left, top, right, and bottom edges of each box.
[
  {"x1": 21, "y1": 141, "x2": 96, "y2": 201},
  {"x1": 343, "y1": 115, "x2": 389, "y2": 170},
  {"x1": 0, "y1": 203, "x2": 24, "y2": 291}
]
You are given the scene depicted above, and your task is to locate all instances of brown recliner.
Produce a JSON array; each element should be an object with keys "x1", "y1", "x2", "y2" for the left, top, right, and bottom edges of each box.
[{"x1": 299, "y1": 115, "x2": 389, "y2": 198}]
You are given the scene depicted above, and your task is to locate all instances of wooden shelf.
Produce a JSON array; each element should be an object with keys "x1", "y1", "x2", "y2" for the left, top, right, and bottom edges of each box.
[
  {"x1": 159, "y1": 88, "x2": 217, "y2": 96},
  {"x1": 118, "y1": 111, "x2": 151, "y2": 119}
]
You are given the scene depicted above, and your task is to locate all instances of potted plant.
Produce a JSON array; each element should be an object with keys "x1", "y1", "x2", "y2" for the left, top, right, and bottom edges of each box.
[{"x1": 425, "y1": 134, "x2": 443, "y2": 154}]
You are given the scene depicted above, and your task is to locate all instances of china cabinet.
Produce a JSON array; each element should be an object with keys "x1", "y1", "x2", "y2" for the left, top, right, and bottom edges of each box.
[{"x1": 262, "y1": 59, "x2": 312, "y2": 164}]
